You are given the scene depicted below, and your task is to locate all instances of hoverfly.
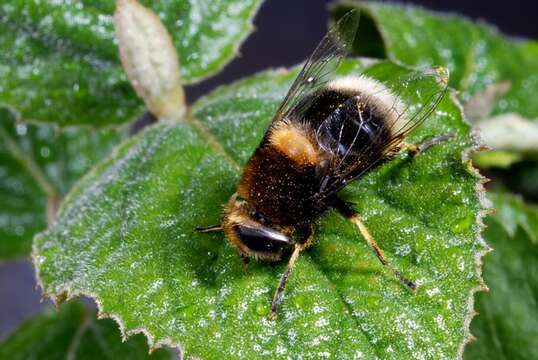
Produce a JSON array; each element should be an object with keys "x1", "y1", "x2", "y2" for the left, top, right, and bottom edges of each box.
[{"x1": 196, "y1": 11, "x2": 449, "y2": 319}]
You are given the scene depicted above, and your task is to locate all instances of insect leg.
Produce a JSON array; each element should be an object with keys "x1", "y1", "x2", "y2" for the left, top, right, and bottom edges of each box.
[
  {"x1": 404, "y1": 132, "x2": 452, "y2": 157},
  {"x1": 331, "y1": 197, "x2": 417, "y2": 291},
  {"x1": 269, "y1": 244, "x2": 305, "y2": 320},
  {"x1": 194, "y1": 224, "x2": 223, "y2": 233},
  {"x1": 349, "y1": 215, "x2": 416, "y2": 290}
]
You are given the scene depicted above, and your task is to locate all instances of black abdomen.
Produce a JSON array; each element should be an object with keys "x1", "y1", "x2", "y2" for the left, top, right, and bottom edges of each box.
[{"x1": 306, "y1": 89, "x2": 391, "y2": 161}]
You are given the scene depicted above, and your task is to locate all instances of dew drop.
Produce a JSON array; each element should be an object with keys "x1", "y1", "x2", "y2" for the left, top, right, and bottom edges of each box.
[
  {"x1": 16, "y1": 124, "x2": 27, "y2": 136},
  {"x1": 255, "y1": 303, "x2": 266, "y2": 316},
  {"x1": 40, "y1": 146, "x2": 51, "y2": 158}
]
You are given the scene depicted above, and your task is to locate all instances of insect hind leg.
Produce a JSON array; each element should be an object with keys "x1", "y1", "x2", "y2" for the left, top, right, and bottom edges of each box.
[
  {"x1": 350, "y1": 215, "x2": 416, "y2": 290},
  {"x1": 404, "y1": 132, "x2": 452, "y2": 158},
  {"x1": 331, "y1": 197, "x2": 417, "y2": 291}
]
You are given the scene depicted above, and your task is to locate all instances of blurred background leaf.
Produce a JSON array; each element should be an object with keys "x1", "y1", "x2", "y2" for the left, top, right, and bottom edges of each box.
[
  {"x1": 0, "y1": 301, "x2": 173, "y2": 359},
  {"x1": 464, "y1": 193, "x2": 538, "y2": 359},
  {"x1": 0, "y1": 108, "x2": 125, "y2": 260}
]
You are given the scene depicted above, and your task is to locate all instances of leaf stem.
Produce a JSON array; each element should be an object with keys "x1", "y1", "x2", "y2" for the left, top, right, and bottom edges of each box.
[{"x1": 65, "y1": 306, "x2": 93, "y2": 360}]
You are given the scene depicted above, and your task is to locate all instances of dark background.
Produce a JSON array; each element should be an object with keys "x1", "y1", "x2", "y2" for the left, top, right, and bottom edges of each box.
[
  {"x1": 186, "y1": 0, "x2": 538, "y2": 102},
  {"x1": 1, "y1": 0, "x2": 537, "y2": 340}
]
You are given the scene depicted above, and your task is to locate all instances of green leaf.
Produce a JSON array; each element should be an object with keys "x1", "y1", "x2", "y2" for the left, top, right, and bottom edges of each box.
[
  {"x1": 464, "y1": 193, "x2": 538, "y2": 359},
  {"x1": 0, "y1": 301, "x2": 173, "y2": 359},
  {"x1": 333, "y1": 1, "x2": 538, "y2": 118},
  {"x1": 333, "y1": 0, "x2": 538, "y2": 170},
  {"x1": 0, "y1": 0, "x2": 262, "y2": 125},
  {"x1": 34, "y1": 60, "x2": 488, "y2": 359},
  {"x1": 0, "y1": 108, "x2": 124, "y2": 260}
]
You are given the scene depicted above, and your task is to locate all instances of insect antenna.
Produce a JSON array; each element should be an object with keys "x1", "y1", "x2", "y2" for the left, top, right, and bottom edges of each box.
[{"x1": 194, "y1": 224, "x2": 223, "y2": 233}]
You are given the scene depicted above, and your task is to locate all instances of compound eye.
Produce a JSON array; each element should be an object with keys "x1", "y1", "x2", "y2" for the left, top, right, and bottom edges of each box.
[{"x1": 233, "y1": 224, "x2": 292, "y2": 253}]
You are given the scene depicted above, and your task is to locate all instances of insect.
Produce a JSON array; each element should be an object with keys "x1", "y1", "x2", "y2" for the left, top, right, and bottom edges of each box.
[{"x1": 195, "y1": 11, "x2": 449, "y2": 319}]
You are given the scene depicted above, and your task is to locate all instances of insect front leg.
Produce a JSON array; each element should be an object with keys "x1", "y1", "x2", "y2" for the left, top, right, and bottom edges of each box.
[
  {"x1": 403, "y1": 132, "x2": 452, "y2": 158},
  {"x1": 330, "y1": 197, "x2": 417, "y2": 291},
  {"x1": 269, "y1": 226, "x2": 314, "y2": 321},
  {"x1": 269, "y1": 244, "x2": 304, "y2": 320}
]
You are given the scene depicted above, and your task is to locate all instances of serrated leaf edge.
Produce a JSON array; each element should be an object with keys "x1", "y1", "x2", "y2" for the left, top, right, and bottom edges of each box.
[
  {"x1": 451, "y1": 91, "x2": 493, "y2": 359},
  {"x1": 27, "y1": 126, "x2": 181, "y2": 354},
  {"x1": 31, "y1": 123, "x2": 200, "y2": 358},
  {"x1": 32, "y1": 73, "x2": 491, "y2": 360}
]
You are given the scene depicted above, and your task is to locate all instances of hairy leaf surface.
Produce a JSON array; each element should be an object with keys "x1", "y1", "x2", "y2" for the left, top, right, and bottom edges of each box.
[{"x1": 34, "y1": 61, "x2": 487, "y2": 359}]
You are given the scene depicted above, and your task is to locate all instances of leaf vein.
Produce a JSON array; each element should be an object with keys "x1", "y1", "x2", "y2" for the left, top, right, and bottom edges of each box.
[
  {"x1": 306, "y1": 254, "x2": 383, "y2": 358},
  {"x1": 186, "y1": 114, "x2": 241, "y2": 171}
]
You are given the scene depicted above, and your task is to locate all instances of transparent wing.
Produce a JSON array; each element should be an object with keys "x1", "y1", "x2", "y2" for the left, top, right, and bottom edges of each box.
[
  {"x1": 272, "y1": 10, "x2": 360, "y2": 123},
  {"x1": 315, "y1": 67, "x2": 449, "y2": 199}
]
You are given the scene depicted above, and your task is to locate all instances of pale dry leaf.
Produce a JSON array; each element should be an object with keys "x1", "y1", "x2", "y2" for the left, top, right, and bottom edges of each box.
[
  {"x1": 476, "y1": 113, "x2": 538, "y2": 153},
  {"x1": 115, "y1": 0, "x2": 186, "y2": 121}
]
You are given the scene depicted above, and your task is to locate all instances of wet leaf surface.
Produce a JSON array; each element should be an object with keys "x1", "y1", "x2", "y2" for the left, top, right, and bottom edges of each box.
[
  {"x1": 0, "y1": 0, "x2": 262, "y2": 125},
  {"x1": 34, "y1": 60, "x2": 487, "y2": 359}
]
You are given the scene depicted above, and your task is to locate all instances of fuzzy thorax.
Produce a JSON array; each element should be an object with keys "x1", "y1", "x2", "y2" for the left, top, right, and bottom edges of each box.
[{"x1": 268, "y1": 121, "x2": 320, "y2": 166}]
